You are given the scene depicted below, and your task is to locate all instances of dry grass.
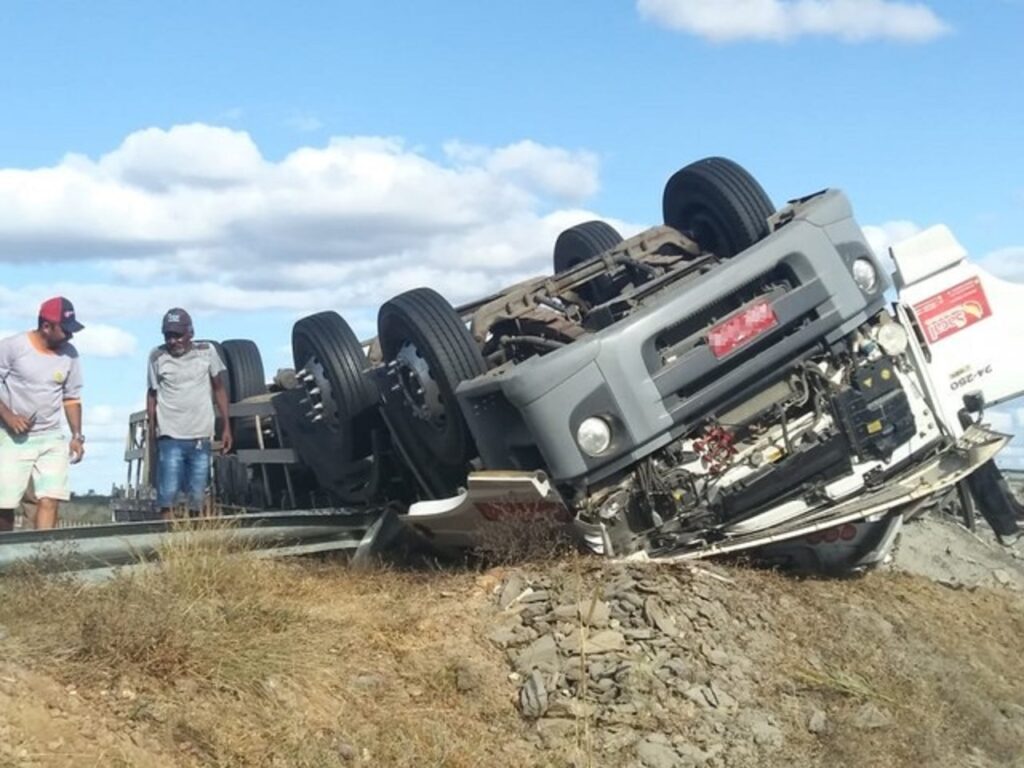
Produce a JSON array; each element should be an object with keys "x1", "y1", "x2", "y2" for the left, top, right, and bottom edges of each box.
[
  {"x1": 739, "y1": 568, "x2": 1024, "y2": 768},
  {"x1": 0, "y1": 532, "x2": 542, "y2": 767},
  {"x1": 1, "y1": 534, "x2": 1023, "y2": 767}
]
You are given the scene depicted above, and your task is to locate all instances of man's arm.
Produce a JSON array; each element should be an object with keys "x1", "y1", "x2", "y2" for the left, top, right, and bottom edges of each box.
[
  {"x1": 0, "y1": 336, "x2": 31, "y2": 434},
  {"x1": 64, "y1": 353, "x2": 84, "y2": 462},
  {"x1": 64, "y1": 401, "x2": 84, "y2": 463},
  {"x1": 212, "y1": 373, "x2": 232, "y2": 454}
]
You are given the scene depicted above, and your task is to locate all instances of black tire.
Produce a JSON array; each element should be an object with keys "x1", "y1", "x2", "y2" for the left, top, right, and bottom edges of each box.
[
  {"x1": 219, "y1": 339, "x2": 267, "y2": 450},
  {"x1": 553, "y1": 220, "x2": 624, "y2": 273},
  {"x1": 220, "y1": 339, "x2": 267, "y2": 401},
  {"x1": 662, "y1": 157, "x2": 775, "y2": 257},
  {"x1": 377, "y1": 288, "x2": 486, "y2": 489},
  {"x1": 553, "y1": 221, "x2": 623, "y2": 306},
  {"x1": 292, "y1": 311, "x2": 378, "y2": 462}
]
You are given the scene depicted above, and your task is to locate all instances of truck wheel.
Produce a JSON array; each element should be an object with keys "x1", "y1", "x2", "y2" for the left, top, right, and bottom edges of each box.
[
  {"x1": 220, "y1": 339, "x2": 267, "y2": 401},
  {"x1": 553, "y1": 220, "x2": 623, "y2": 273},
  {"x1": 378, "y1": 288, "x2": 486, "y2": 488},
  {"x1": 220, "y1": 340, "x2": 268, "y2": 449},
  {"x1": 662, "y1": 157, "x2": 775, "y2": 257},
  {"x1": 554, "y1": 221, "x2": 622, "y2": 305},
  {"x1": 292, "y1": 311, "x2": 378, "y2": 462}
]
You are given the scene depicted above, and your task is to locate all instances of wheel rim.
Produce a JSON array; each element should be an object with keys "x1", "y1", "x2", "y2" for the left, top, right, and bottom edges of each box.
[
  {"x1": 295, "y1": 349, "x2": 342, "y2": 430},
  {"x1": 389, "y1": 340, "x2": 446, "y2": 430}
]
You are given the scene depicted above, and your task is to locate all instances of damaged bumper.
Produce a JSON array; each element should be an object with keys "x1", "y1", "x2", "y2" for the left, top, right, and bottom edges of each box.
[{"x1": 405, "y1": 425, "x2": 1008, "y2": 567}]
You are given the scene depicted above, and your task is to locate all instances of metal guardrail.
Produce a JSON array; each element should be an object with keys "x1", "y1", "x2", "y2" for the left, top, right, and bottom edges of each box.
[{"x1": 0, "y1": 509, "x2": 403, "y2": 581}]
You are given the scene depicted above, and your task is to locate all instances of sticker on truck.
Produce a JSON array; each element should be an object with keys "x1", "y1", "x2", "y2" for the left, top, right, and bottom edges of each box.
[{"x1": 913, "y1": 277, "x2": 992, "y2": 344}]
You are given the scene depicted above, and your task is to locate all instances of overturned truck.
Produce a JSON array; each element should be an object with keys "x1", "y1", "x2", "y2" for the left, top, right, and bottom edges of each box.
[{"x1": 122, "y1": 157, "x2": 1024, "y2": 571}]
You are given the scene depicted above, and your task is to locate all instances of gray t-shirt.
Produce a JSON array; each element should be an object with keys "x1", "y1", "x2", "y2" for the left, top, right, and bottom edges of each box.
[
  {"x1": 147, "y1": 342, "x2": 226, "y2": 439},
  {"x1": 0, "y1": 332, "x2": 83, "y2": 435}
]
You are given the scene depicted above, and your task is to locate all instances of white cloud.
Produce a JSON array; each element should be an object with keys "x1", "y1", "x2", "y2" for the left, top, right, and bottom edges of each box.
[
  {"x1": 0, "y1": 124, "x2": 632, "y2": 320},
  {"x1": 637, "y1": 0, "x2": 951, "y2": 43},
  {"x1": 86, "y1": 403, "x2": 141, "y2": 444},
  {"x1": 72, "y1": 324, "x2": 138, "y2": 358},
  {"x1": 979, "y1": 246, "x2": 1024, "y2": 282}
]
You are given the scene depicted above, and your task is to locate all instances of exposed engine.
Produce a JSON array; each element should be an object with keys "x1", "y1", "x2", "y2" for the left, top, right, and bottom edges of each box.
[{"x1": 582, "y1": 312, "x2": 936, "y2": 555}]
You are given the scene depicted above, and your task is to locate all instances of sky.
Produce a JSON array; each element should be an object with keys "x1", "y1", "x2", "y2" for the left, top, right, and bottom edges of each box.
[{"x1": 0, "y1": 0, "x2": 1022, "y2": 494}]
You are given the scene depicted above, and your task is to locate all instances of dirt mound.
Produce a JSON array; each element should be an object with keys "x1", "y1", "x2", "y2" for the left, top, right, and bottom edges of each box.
[
  {"x1": 0, "y1": 532, "x2": 1022, "y2": 767},
  {"x1": 490, "y1": 559, "x2": 1024, "y2": 767},
  {"x1": 893, "y1": 514, "x2": 1024, "y2": 591}
]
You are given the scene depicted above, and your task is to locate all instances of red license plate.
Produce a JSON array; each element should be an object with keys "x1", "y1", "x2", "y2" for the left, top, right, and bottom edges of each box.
[{"x1": 708, "y1": 300, "x2": 779, "y2": 358}]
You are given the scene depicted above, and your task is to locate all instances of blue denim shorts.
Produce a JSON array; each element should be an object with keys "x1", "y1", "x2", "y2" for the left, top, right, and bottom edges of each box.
[{"x1": 156, "y1": 437, "x2": 212, "y2": 511}]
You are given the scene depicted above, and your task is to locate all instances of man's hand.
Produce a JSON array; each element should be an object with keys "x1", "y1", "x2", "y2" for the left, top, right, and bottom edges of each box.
[
  {"x1": 220, "y1": 426, "x2": 233, "y2": 455},
  {"x1": 1, "y1": 410, "x2": 32, "y2": 435},
  {"x1": 69, "y1": 435, "x2": 85, "y2": 464}
]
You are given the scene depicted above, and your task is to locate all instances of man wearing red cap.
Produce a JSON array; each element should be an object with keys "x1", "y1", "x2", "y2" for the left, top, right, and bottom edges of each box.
[{"x1": 0, "y1": 297, "x2": 86, "y2": 530}]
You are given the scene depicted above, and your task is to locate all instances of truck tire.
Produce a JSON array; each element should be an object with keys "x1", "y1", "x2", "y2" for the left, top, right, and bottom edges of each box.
[
  {"x1": 220, "y1": 339, "x2": 268, "y2": 449},
  {"x1": 553, "y1": 221, "x2": 622, "y2": 305},
  {"x1": 220, "y1": 339, "x2": 268, "y2": 401},
  {"x1": 662, "y1": 157, "x2": 775, "y2": 258},
  {"x1": 378, "y1": 288, "x2": 486, "y2": 492},
  {"x1": 292, "y1": 311, "x2": 378, "y2": 462},
  {"x1": 553, "y1": 220, "x2": 623, "y2": 273}
]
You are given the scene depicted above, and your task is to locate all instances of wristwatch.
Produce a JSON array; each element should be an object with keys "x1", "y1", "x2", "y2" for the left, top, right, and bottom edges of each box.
[{"x1": 72, "y1": 433, "x2": 86, "y2": 442}]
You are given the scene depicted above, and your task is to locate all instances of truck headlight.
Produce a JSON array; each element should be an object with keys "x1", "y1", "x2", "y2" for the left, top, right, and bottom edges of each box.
[
  {"x1": 875, "y1": 322, "x2": 909, "y2": 356},
  {"x1": 576, "y1": 417, "x2": 612, "y2": 456},
  {"x1": 852, "y1": 258, "x2": 879, "y2": 293}
]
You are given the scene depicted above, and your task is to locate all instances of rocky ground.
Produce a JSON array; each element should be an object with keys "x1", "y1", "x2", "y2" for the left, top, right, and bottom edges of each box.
[{"x1": 0, "y1": 513, "x2": 1022, "y2": 767}]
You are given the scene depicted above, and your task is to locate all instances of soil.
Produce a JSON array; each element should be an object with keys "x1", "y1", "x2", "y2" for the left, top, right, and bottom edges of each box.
[{"x1": 0, "y1": 515, "x2": 1021, "y2": 768}]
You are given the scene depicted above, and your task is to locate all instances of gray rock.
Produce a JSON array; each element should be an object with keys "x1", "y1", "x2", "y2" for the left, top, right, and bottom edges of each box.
[
  {"x1": 547, "y1": 697, "x2": 596, "y2": 719},
  {"x1": 662, "y1": 658, "x2": 690, "y2": 679},
  {"x1": 536, "y1": 717, "x2": 575, "y2": 749},
  {"x1": 808, "y1": 708, "x2": 828, "y2": 734},
  {"x1": 498, "y1": 574, "x2": 526, "y2": 609},
  {"x1": 514, "y1": 634, "x2": 559, "y2": 675},
  {"x1": 561, "y1": 628, "x2": 625, "y2": 655},
  {"x1": 683, "y1": 682, "x2": 736, "y2": 711},
  {"x1": 336, "y1": 742, "x2": 357, "y2": 762},
  {"x1": 487, "y1": 620, "x2": 536, "y2": 648},
  {"x1": 621, "y1": 592, "x2": 646, "y2": 609},
  {"x1": 700, "y1": 643, "x2": 729, "y2": 667},
  {"x1": 740, "y1": 711, "x2": 784, "y2": 749},
  {"x1": 675, "y1": 743, "x2": 713, "y2": 766},
  {"x1": 553, "y1": 598, "x2": 611, "y2": 627},
  {"x1": 624, "y1": 627, "x2": 656, "y2": 640},
  {"x1": 852, "y1": 702, "x2": 892, "y2": 730},
  {"x1": 520, "y1": 589, "x2": 550, "y2": 603},
  {"x1": 645, "y1": 597, "x2": 680, "y2": 637},
  {"x1": 637, "y1": 736, "x2": 684, "y2": 768},
  {"x1": 519, "y1": 670, "x2": 549, "y2": 718}
]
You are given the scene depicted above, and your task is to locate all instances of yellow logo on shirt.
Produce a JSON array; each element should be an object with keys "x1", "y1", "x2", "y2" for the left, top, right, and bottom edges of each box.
[{"x1": 53, "y1": 371, "x2": 65, "y2": 383}]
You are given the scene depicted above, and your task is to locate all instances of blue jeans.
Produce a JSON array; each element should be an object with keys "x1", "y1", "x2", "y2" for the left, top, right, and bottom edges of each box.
[{"x1": 156, "y1": 437, "x2": 212, "y2": 512}]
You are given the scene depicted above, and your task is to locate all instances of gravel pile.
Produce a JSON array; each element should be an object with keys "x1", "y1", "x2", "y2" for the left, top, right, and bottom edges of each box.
[{"x1": 488, "y1": 563, "x2": 793, "y2": 767}]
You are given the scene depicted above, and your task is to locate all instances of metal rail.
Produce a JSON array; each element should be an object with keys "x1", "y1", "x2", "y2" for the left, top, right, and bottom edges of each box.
[{"x1": 0, "y1": 509, "x2": 402, "y2": 580}]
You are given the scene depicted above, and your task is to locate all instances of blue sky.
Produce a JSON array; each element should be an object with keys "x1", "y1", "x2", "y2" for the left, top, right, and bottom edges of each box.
[{"x1": 0, "y1": 0, "x2": 1022, "y2": 493}]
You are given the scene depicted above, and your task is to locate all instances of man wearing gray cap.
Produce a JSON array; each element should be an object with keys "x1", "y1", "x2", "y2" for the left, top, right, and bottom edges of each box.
[{"x1": 147, "y1": 308, "x2": 232, "y2": 519}]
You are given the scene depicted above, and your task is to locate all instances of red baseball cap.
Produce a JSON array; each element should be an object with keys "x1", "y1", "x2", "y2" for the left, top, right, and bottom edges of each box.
[{"x1": 39, "y1": 296, "x2": 85, "y2": 334}]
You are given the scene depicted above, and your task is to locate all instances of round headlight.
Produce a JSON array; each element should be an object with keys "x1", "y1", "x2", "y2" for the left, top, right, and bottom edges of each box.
[
  {"x1": 875, "y1": 322, "x2": 909, "y2": 356},
  {"x1": 576, "y1": 416, "x2": 612, "y2": 457},
  {"x1": 852, "y1": 257, "x2": 879, "y2": 293}
]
